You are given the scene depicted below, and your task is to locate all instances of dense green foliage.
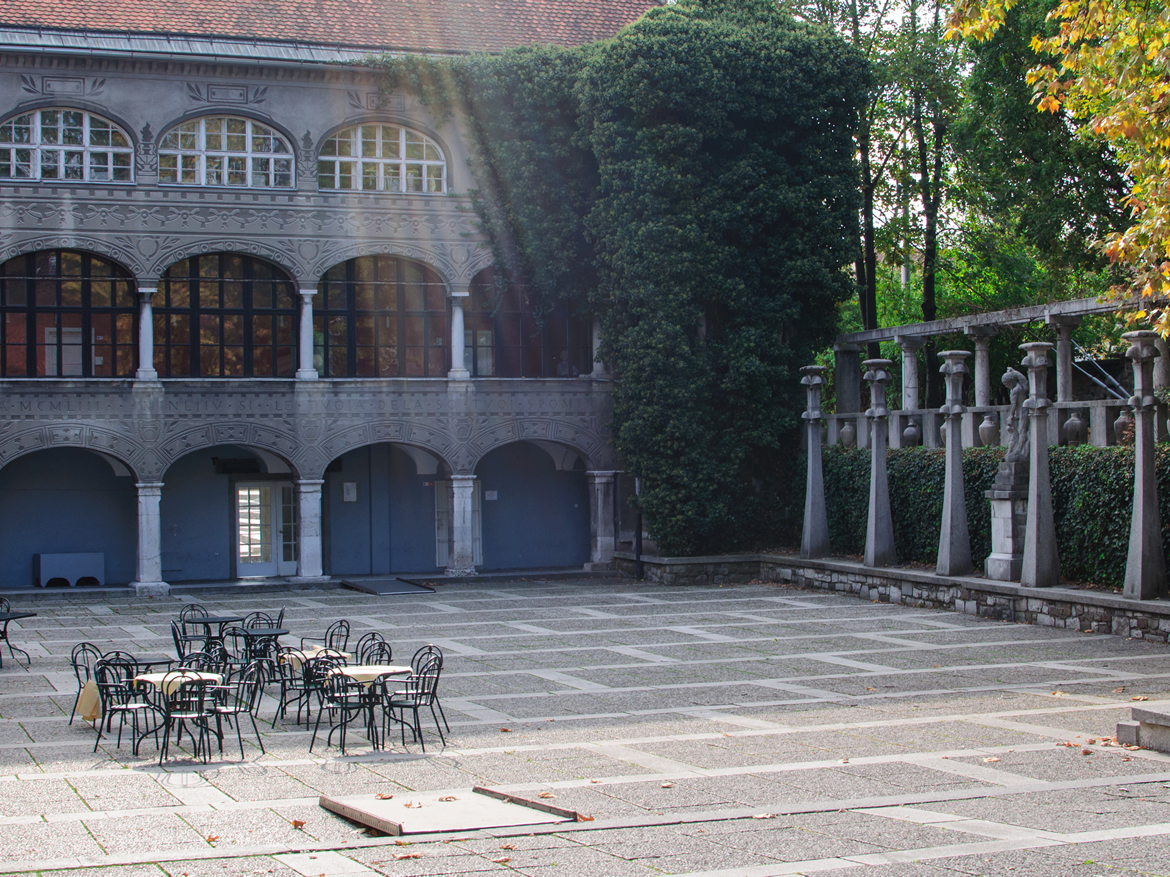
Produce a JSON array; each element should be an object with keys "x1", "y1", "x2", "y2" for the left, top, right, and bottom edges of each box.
[
  {"x1": 809, "y1": 444, "x2": 1170, "y2": 589},
  {"x1": 371, "y1": 0, "x2": 866, "y2": 555}
]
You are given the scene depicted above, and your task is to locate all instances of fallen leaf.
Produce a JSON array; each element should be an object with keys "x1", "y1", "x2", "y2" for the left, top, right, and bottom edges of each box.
[
  {"x1": 395, "y1": 840, "x2": 409, "y2": 846},
  {"x1": 590, "y1": 779, "x2": 602, "y2": 784},
  {"x1": 405, "y1": 801, "x2": 423, "y2": 809},
  {"x1": 660, "y1": 782, "x2": 674, "y2": 789},
  {"x1": 1123, "y1": 757, "x2": 1133, "y2": 762},
  {"x1": 838, "y1": 758, "x2": 849, "y2": 764},
  {"x1": 492, "y1": 858, "x2": 512, "y2": 864},
  {"x1": 1082, "y1": 749, "x2": 1092, "y2": 756},
  {"x1": 1051, "y1": 690, "x2": 1066, "y2": 697},
  {"x1": 577, "y1": 814, "x2": 594, "y2": 822},
  {"x1": 752, "y1": 813, "x2": 776, "y2": 820},
  {"x1": 500, "y1": 843, "x2": 517, "y2": 850},
  {"x1": 1133, "y1": 696, "x2": 1150, "y2": 702},
  {"x1": 500, "y1": 727, "x2": 512, "y2": 732},
  {"x1": 982, "y1": 757, "x2": 1000, "y2": 763},
  {"x1": 865, "y1": 687, "x2": 876, "y2": 692},
  {"x1": 538, "y1": 792, "x2": 556, "y2": 799},
  {"x1": 291, "y1": 820, "x2": 306, "y2": 830},
  {"x1": 1058, "y1": 741, "x2": 1075, "y2": 748},
  {"x1": 393, "y1": 852, "x2": 421, "y2": 860},
  {"x1": 1125, "y1": 744, "x2": 1141, "y2": 751},
  {"x1": 206, "y1": 835, "x2": 220, "y2": 844},
  {"x1": 1087, "y1": 738, "x2": 1097, "y2": 744},
  {"x1": 376, "y1": 793, "x2": 394, "y2": 800},
  {"x1": 1113, "y1": 687, "x2": 1127, "y2": 693},
  {"x1": 439, "y1": 796, "x2": 458, "y2": 802}
]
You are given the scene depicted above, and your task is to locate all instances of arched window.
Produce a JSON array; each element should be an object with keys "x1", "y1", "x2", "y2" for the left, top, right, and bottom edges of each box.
[
  {"x1": 158, "y1": 117, "x2": 294, "y2": 188},
  {"x1": 154, "y1": 254, "x2": 297, "y2": 377},
  {"x1": 315, "y1": 257, "x2": 448, "y2": 377},
  {"x1": 465, "y1": 269, "x2": 592, "y2": 378},
  {"x1": 318, "y1": 125, "x2": 445, "y2": 193},
  {"x1": 0, "y1": 250, "x2": 137, "y2": 377},
  {"x1": 0, "y1": 109, "x2": 133, "y2": 182}
]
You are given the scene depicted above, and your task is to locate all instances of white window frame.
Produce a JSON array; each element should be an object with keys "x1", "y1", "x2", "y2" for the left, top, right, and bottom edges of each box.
[
  {"x1": 0, "y1": 108, "x2": 134, "y2": 183},
  {"x1": 158, "y1": 116, "x2": 295, "y2": 188},
  {"x1": 318, "y1": 124, "x2": 446, "y2": 194}
]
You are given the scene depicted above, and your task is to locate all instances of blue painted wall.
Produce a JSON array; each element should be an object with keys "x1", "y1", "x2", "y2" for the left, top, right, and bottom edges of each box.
[
  {"x1": 0, "y1": 449, "x2": 136, "y2": 588},
  {"x1": 477, "y1": 442, "x2": 589, "y2": 570},
  {"x1": 325, "y1": 444, "x2": 440, "y2": 575},
  {"x1": 160, "y1": 446, "x2": 243, "y2": 582}
]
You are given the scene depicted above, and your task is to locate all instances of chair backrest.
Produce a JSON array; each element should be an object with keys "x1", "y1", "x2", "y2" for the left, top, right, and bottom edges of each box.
[
  {"x1": 94, "y1": 657, "x2": 137, "y2": 704},
  {"x1": 324, "y1": 620, "x2": 350, "y2": 652},
  {"x1": 275, "y1": 607, "x2": 286, "y2": 628},
  {"x1": 243, "y1": 611, "x2": 276, "y2": 628},
  {"x1": 322, "y1": 670, "x2": 362, "y2": 704},
  {"x1": 304, "y1": 653, "x2": 345, "y2": 688},
  {"x1": 411, "y1": 644, "x2": 443, "y2": 674},
  {"x1": 398, "y1": 654, "x2": 441, "y2": 705},
  {"x1": 356, "y1": 632, "x2": 386, "y2": 662},
  {"x1": 100, "y1": 651, "x2": 139, "y2": 676},
  {"x1": 364, "y1": 641, "x2": 394, "y2": 665},
  {"x1": 222, "y1": 626, "x2": 248, "y2": 661},
  {"x1": 220, "y1": 660, "x2": 264, "y2": 711},
  {"x1": 179, "y1": 650, "x2": 217, "y2": 672},
  {"x1": 170, "y1": 620, "x2": 187, "y2": 659},
  {"x1": 179, "y1": 603, "x2": 207, "y2": 621},
  {"x1": 163, "y1": 671, "x2": 211, "y2": 716},
  {"x1": 0, "y1": 597, "x2": 10, "y2": 612},
  {"x1": 71, "y1": 642, "x2": 103, "y2": 685}
]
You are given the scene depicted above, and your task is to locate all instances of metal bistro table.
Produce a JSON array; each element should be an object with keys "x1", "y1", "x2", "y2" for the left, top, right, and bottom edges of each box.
[
  {"x1": 186, "y1": 615, "x2": 245, "y2": 647},
  {"x1": 331, "y1": 664, "x2": 411, "y2": 751},
  {"x1": 0, "y1": 611, "x2": 36, "y2": 668}
]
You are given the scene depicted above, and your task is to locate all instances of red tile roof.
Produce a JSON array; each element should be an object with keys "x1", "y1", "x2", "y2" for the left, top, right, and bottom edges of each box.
[{"x1": 0, "y1": 0, "x2": 660, "y2": 54}]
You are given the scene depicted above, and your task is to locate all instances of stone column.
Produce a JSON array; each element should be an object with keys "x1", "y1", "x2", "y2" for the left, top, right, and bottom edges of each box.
[
  {"x1": 1048, "y1": 317, "x2": 1080, "y2": 403},
  {"x1": 296, "y1": 290, "x2": 318, "y2": 380},
  {"x1": 1155, "y1": 335, "x2": 1169, "y2": 443},
  {"x1": 449, "y1": 284, "x2": 470, "y2": 380},
  {"x1": 136, "y1": 289, "x2": 158, "y2": 381},
  {"x1": 449, "y1": 475, "x2": 477, "y2": 575},
  {"x1": 130, "y1": 482, "x2": 168, "y2": 596},
  {"x1": 966, "y1": 326, "x2": 997, "y2": 407},
  {"x1": 587, "y1": 471, "x2": 616, "y2": 566},
  {"x1": 895, "y1": 334, "x2": 924, "y2": 411},
  {"x1": 591, "y1": 316, "x2": 609, "y2": 379},
  {"x1": 937, "y1": 351, "x2": 972, "y2": 575},
  {"x1": 1123, "y1": 331, "x2": 1167, "y2": 600},
  {"x1": 1019, "y1": 342, "x2": 1061, "y2": 588},
  {"x1": 292, "y1": 479, "x2": 326, "y2": 581},
  {"x1": 863, "y1": 359, "x2": 897, "y2": 567},
  {"x1": 801, "y1": 365, "x2": 830, "y2": 559}
]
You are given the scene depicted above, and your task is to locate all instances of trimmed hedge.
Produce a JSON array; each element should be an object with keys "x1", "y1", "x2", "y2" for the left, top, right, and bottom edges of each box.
[{"x1": 811, "y1": 444, "x2": 1169, "y2": 589}]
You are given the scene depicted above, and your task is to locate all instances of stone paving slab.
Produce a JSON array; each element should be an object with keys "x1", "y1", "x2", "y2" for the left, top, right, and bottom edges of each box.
[{"x1": 2, "y1": 576, "x2": 1170, "y2": 875}]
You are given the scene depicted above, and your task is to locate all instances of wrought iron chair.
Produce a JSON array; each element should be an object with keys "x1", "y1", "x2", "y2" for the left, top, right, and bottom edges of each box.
[
  {"x1": 310, "y1": 671, "x2": 367, "y2": 755},
  {"x1": 0, "y1": 596, "x2": 31, "y2": 668},
  {"x1": 210, "y1": 660, "x2": 266, "y2": 758},
  {"x1": 93, "y1": 656, "x2": 156, "y2": 755},
  {"x1": 158, "y1": 670, "x2": 215, "y2": 765},
  {"x1": 300, "y1": 619, "x2": 350, "y2": 653},
  {"x1": 273, "y1": 645, "x2": 310, "y2": 725},
  {"x1": 363, "y1": 641, "x2": 394, "y2": 665},
  {"x1": 69, "y1": 642, "x2": 102, "y2": 725},
  {"x1": 382, "y1": 654, "x2": 444, "y2": 752},
  {"x1": 355, "y1": 632, "x2": 387, "y2": 663},
  {"x1": 409, "y1": 644, "x2": 449, "y2": 733}
]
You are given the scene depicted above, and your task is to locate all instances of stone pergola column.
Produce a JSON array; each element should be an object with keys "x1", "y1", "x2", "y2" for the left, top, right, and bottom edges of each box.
[
  {"x1": 449, "y1": 475, "x2": 477, "y2": 575},
  {"x1": 801, "y1": 365, "x2": 830, "y2": 559},
  {"x1": 587, "y1": 471, "x2": 616, "y2": 565},
  {"x1": 895, "y1": 334, "x2": 924, "y2": 411},
  {"x1": 296, "y1": 289, "x2": 318, "y2": 380},
  {"x1": 130, "y1": 482, "x2": 168, "y2": 596},
  {"x1": 292, "y1": 479, "x2": 325, "y2": 580},
  {"x1": 863, "y1": 359, "x2": 896, "y2": 567},
  {"x1": 937, "y1": 351, "x2": 972, "y2": 576},
  {"x1": 136, "y1": 288, "x2": 158, "y2": 381},
  {"x1": 1155, "y1": 335, "x2": 1169, "y2": 443},
  {"x1": 1020, "y1": 342, "x2": 1060, "y2": 588},
  {"x1": 1123, "y1": 331, "x2": 1167, "y2": 600},
  {"x1": 449, "y1": 283, "x2": 470, "y2": 380},
  {"x1": 1047, "y1": 316, "x2": 1081, "y2": 403}
]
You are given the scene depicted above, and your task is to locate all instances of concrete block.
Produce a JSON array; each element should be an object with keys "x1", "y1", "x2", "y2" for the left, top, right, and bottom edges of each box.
[{"x1": 1117, "y1": 720, "x2": 1140, "y2": 746}]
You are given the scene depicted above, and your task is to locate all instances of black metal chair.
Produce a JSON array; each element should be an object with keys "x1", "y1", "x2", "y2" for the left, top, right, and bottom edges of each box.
[
  {"x1": 69, "y1": 642, "x2": 102, "y2": 725},
  {"x1": 0, "y1": 597, "x2": 31, "y2": 668},
  {"x1": 304, "y1": 653, "x2": 347, "y2": 727},
  {"x1": 158, "y1": 670, "x2": 216, "y2": 765},
  {"x1": 409, "y1": 644, "x2": 449, "y2": 733},
  {"x1": 363, "y1": 641, "x2": 394, "y2": 665},
  {"x1": 355, "y1": 632, "x2": 387, "y2": 663},
  {"x1": 383, "y1": 654, "x2": 444, "y2": 752},
  {"x1": 301, "y1": 619, "x2": 350, "y2": 653},
  {"x1": 93, "y1": 657, "x2": 157, "y2": 755},
  {"x1": 210, "y1": 660, "x2": 266, "y2": 758},
  {"x1": 179, "y1": 650, "x2": 219, "y2": 672},
  {"x1": 311, "y1": 671, "x2": 367, "y2": 755},
  {"x1": 221, "y1": 626, "x2": 250, "y2": 677},
  {"x1": 274, "y1": 645, "x2": 312, "y2": 726}
]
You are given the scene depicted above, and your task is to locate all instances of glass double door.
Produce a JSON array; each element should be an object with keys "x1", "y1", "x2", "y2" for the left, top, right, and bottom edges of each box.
[{"x1": 236, "y1": 482, "x2": 298, "y2": 577}]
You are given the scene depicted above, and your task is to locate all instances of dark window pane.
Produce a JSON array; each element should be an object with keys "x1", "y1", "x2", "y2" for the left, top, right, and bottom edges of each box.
[
  {"x1": 252, "y1": 346, "x2": 273, "y2": 376},
  {"x1": 355, "y1": 346, "x2": 374, "y2": 376}
]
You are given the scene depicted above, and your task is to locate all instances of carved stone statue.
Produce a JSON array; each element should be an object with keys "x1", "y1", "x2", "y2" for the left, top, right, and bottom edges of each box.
[{"x1": 1003, "y1": 367, "x2": 1029, "y2": 462}]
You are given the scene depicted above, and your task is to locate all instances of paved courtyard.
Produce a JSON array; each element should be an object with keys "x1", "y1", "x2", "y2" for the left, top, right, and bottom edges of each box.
[{"x1": 2, "y1": 576, "x2": 1170, "y2": 876}]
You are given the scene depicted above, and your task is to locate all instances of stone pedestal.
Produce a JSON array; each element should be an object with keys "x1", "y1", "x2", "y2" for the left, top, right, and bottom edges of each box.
[
  {"x1": 587, "y1": 471, "x2": 616, "y2": 565},
  {"x1": 801, "y1": 366, "x2": 830, "y2": 559},
  {"x1": 937, "y1": 351, "x2": 971, "y2": 576},
  {"x1": 449, "y1": 475, "x2": 478, "y2": 576},
  {"x1": 1020, "y1": 342, "x2": 1061, "y2": 588},
  {"x1": 984, "y1": 461, "x2": 1029, "y2": 581},
  {"x1": 130, "y1": 481, "x2": 169, "y2": 596},
  {"x1": 291, "y1": 479, "x2": 327, "y2": 582},
  {"x1": 863, "y1": 359, "x2": 896, "y2": 567},
  {"x1": 1122, "y1": 331, "x2": 1166, "y2": 600}
]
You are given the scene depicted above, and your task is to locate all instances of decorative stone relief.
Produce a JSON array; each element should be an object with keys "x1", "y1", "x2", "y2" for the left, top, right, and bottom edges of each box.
[
  {"x1": 136, "y1": 122, "x2": 157, "y2": 174},
  {"x1": 299, "y1": 130, "x2": 317, "y2": 182},
  {"x1": 187, "y1": 83, "x2": 267, "y2": 104}
]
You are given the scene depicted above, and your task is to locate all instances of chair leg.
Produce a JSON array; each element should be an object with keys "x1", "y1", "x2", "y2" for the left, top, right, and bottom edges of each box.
[
  {"x1": 68, "y1": 689, "x2": 79, "y2": 726},
  {"x1": 429, "y1": 703, "x2": 446, "y2": 747},
  {"x1": 250, "y1": 712, "x2": 265, "y2": 754},
  {"x1": 434, "y1": 697, "x2": 450, "y2": 733}
]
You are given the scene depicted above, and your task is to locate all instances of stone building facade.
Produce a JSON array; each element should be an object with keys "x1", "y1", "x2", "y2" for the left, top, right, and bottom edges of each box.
[{"x1": 0, "y1": 1, "x2": 655, "y2": 592}]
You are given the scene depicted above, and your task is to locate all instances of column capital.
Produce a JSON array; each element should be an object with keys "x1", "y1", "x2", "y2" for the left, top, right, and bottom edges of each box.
[
  {"x1": 586, "y1": 470, "x2": 617, "y2": 482},
  {"x1": 294, "y1": 478, "x2": 325, "y2": 487},
  {"x1": 138, "y1": 287, "x2": 158, "y2": 299},
  {"x1": 449, "y1": 283, "x2": 471, "y2": 298},
  {"x1": 451, "y1": 474, "x2": 477, "y2": 484},
  {"x1": 893, "y1": 333, "x2": 926, "y2": 352},
  {"x1": 298, "y1": 288, "x2": 318, "y2": 298},
  {"x1": 964, "y1": 324, "x2": 998, "y2": 340},
  {"x1": 134, "y1": 481, "x2": 165, "y2": 492}
]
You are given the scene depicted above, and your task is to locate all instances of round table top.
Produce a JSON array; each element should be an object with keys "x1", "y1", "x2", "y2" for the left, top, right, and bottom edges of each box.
[
  {"x1": 236, "y1": 627, "x2": 288, "y2": 636},
  {"x1": 331, "y1": 665, "x2": 411, "y2": 684},
  {"x1": 189, "y1": 615, "x2": 244, "y2": 625},
  {"x1": 134, "y1": 670, "x2": 222, "y2": 696}
]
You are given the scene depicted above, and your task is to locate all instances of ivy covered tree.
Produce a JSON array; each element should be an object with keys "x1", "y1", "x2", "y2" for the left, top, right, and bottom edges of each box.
[{"x1": 372, "y1": 0, "x2": 866, "y2": 555}]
